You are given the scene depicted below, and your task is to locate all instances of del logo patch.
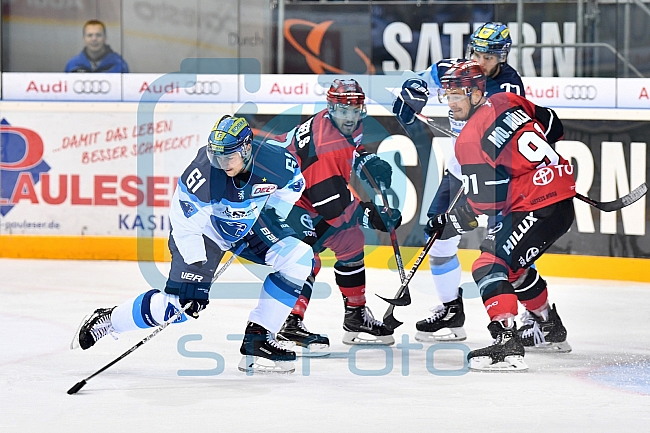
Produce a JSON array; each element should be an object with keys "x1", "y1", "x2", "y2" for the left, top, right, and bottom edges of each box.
[{"x1": 251, "y1": 183, "x2": 277, "y2": 197}]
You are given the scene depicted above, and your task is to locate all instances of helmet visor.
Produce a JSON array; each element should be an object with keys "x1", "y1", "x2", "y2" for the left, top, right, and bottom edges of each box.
[
  {"x1": 206, "y1": 141, "x2": 249, "y2": 171},
  {"x1": 329, "y1": 103, "x2": 367, "y2": 122},
  {"x1": 437, "y1": 88, "x2": 470, "y2": 104}
]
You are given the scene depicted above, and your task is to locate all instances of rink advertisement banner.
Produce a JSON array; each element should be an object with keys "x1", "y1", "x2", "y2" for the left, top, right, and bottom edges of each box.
[
  {"x1": 2, "y1": 73, "x2": 123, "y2": 102},
  {"x1": 370, "y1": 3, "x2": 593, "y2": 78},
  {"x1": 282, "y1": 3, "x2": 374, "y2": 75},
  {"x1": 0, "y1": 109, "x2": 211, "y2": 237},
  {"x1": 0, "y1": 107, "x2": 648, "y2": 258},
  {"x1": 2, "y1": 73, "x2": 649, "y2": 109}
]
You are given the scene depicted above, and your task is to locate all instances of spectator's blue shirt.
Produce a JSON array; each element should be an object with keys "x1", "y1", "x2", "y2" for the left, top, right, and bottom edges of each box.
[{"x1": 65, "y1": 45, "x2": 129, "y2": 73}]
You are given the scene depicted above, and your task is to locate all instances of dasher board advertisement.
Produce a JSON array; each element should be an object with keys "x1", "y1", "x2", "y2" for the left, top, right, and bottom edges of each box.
[{"x1": 0, "y1": 106, "x2": 647, "y2": 258}]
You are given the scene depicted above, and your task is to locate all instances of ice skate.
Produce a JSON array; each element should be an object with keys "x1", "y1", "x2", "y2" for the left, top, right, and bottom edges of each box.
[
  {"x1": 342, "y1": 304, "x2": 394, "y2": 345},
  {"x1": 415, "y1": 296, "x2": 466, "y2": 342},
  {"x1": 518, "y1": 304, "x2": 572, "y2": 353},
  {"x1": 238, "y1": 322, "x2": 296, "y2": 374},
  {"x1": 468, "y1": 320, "x2": 528, "y2": 372},
  {"x1": 277, "y1": 314, "x2": 330, "y2": 357},
  {"x1": 70, "y1": 307, "x2": 117, "y2": 350}
]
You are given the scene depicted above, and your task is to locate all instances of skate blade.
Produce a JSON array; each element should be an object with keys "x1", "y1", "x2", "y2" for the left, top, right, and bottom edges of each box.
[
  {"x1": 277, "y1": 340, "x2": 330, "y2": 357},
  {"x1": 296, "y1": 343, "x2": 330, "y2": 358},
  {"x1": 469, "y1": 355, "x2": 529, "y2": 372},
  {"x1": 415, "y1": 327, "x2": 467, "y2": 343},
  {"x1": 342, "y1": 331, "x2": 395, "y2": 346},
  {"x1": 526, "y1": 340, "x2": 572, "y2": 353},
  {"x1": 237, "y1": 356, "x2": 295, "y2": 374},
  {"x1": 69, "y1": 314, "x2": 90, "y2": 350}
]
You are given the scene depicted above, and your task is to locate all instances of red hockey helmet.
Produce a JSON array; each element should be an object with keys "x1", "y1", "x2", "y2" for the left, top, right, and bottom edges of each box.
[
  {"x1": 326, "y1": 79, "x2": 366, "y2": 106},
  {"x1": 326, "y1": 79, "x2": 367, "y2": 135},
  {"x1": 439, "y1": 60, "x2": 486, "y2": 94}
]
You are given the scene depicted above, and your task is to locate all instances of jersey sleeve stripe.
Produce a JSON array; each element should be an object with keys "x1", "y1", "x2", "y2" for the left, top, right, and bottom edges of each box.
[{"x1": 312, "y1": 193, "x2": 341, "y2": 207}]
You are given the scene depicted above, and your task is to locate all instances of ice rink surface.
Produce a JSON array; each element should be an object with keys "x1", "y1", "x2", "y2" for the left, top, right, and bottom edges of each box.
[{"x1": 2, "y1": 257, "x2": 650, "y2": 432}]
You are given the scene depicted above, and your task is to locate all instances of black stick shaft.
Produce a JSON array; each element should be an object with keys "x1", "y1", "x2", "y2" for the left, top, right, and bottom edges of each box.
[
  {"x1": 67, "y1": 242, "x2": 246, "y2": 395},
  {"x1": 358, "y1": 164, "x2": 407, "y2": 282}
]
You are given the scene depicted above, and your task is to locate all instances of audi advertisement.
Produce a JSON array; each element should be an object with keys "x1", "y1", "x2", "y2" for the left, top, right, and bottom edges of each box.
[
  {"x1": 2, "y1": 73, "x2": 122, "y2": 101},
  {"x1": 2, "y1": 72, "x2": 650, "y2": 108}
]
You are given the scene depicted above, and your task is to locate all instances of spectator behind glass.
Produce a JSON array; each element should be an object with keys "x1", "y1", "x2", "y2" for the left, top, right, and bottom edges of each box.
[{"x1": 65, "y1": 20, "x2": 129, "y2": 73}]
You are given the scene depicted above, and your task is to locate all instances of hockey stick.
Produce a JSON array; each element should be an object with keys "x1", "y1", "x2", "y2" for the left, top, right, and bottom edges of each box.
[
  {"x1": 414, "y1": 112, "x2": 648, "y2": 212},
  {"x1": 382, "y1": 186, "x2": 465, "y2": 330},
  {"x1": 357, "y1": 162, "x2": 407, "y2": 286},
  {"x1": 374, "y1": 181, "x2": 409, "y2": 305},
  {"x1": 67, "y1": 243, "x2": 245, "y2": 395}
]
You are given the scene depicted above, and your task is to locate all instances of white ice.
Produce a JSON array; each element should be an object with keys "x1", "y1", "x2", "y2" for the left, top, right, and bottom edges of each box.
[{"x1": 2, "y1": 258, "x2": 650, "y2": 432}]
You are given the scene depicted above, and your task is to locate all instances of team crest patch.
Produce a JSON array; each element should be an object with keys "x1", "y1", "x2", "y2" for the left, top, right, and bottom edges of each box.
[
  {"x1": 180, "y1": 200, "x2": 198, "y2": 218},
  {"x1": 251, "y1": 183, "x2": 278, "y2": 197}
]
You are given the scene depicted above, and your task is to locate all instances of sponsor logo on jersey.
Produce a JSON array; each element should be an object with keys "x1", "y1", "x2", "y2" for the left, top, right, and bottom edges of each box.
[
  {"x1": 300, "y1": 214, "x2": 315, "y2": 230},
  {"x1": 486, "y1": 300, "x2": 499, "y2": 311},
  {"x1": 251, "y1": 183, "x2": 278, "y2": 197},
  {"x1": 533, "y1": 167, "x2": 554, "y2": 186},
  {"x1": 502, "y1": 212, "x2": 539, "y2": 255},
  {"x1": 488, "y1": 221, "x2": 503, "y2": 234},
  {"x1": 525, "y1": 247, "x2": 540, "y2": 263},
  {"x1": 222, "y1": 207, "x2": 253, "y2": 219}
]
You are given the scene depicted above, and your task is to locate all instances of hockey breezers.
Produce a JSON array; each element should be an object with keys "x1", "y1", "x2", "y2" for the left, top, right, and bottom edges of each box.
[
  {"x1": 67, "y1": 243, "x2": 245, "y2": 395},
  {"x1": 381, "y1": 186, "x2": 465, "y2": 331},
  {"x1": 414, "y1": 112, "x2": 648, "y2": 212}
]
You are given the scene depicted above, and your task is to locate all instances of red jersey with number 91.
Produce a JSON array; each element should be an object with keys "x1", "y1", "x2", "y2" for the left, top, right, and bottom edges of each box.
[{"x1": 455, "y1": 92, "x2": 576, "y2": 216}]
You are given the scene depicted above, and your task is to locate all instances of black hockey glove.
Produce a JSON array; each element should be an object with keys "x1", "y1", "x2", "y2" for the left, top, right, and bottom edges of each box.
[
  {"x1": 178, "y1": 262, "x2": 211, "y2": 319},
  {"x1": 392, "y1": 78, "x2": 429, "y2": 125},
  {"x1": 354, "y1": 151, "x2": 393, "y2": 189},
  {"x1": 425, "y1": 203, "x2": 478, "y2": 237},
  {"x1": 359, "y1": 202, "x2": 402, "y2": 232}
]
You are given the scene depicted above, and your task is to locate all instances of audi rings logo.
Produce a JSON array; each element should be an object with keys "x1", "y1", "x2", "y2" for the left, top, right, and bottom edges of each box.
[
  {"x1": 564, "y1": 85, "x2": 597, "y2": 100},
  {"x1": 185, "y1": 81, "x2": 221, "y2": 96},
  {"x1": 73, "y1": 80, "x2": 111, "y2": 94}
]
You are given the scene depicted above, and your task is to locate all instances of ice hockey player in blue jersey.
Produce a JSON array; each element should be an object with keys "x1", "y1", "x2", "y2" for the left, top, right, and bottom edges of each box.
[
  {"x1": 393, "y1": 22, "x2": 529, "y2": 344},
  {"x1": 71, "y1": 116, "x2": 314, "y2": 374}
]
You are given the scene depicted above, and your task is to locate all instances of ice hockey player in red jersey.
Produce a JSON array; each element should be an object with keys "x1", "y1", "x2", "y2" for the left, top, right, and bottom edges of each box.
[
  {"x1": 268, "y1": 79, "x2": 402, "y2": 352},
  {"x1": 426, "y1": 60, "x2": 575, "y2": 371}
]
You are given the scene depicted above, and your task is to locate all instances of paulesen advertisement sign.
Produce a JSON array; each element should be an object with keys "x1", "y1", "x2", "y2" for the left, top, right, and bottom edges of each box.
[{"x1": 2, "y1": 73, "x2": 650, "y2": 109}]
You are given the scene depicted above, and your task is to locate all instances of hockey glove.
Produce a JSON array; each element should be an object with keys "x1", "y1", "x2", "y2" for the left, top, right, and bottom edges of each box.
[
  {"x1": 178, "y1": 262, "x2": 211, "y2": 319},
  {"x1": 425, "y1": 203, "x2": 478, "y2": 237},
  {"x1": 354, "y1": 151, "x2": 393, "y2": 189},
  {"x1": 392, "y1": 78, "x2": 429, "y2": 125},
  {"x1": 359, "y1": 202, "x2": 402, "y2": 232}
]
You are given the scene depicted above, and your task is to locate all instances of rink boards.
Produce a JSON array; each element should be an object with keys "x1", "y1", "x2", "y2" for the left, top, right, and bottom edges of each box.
[{"x1": 0, "y1": 101, "x2": 648, "y2": 281}]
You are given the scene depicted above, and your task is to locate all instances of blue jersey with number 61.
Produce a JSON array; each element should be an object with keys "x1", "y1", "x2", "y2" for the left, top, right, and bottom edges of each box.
[{"x1": 168, "y1": 142, "x2": 305, "y2": 265}]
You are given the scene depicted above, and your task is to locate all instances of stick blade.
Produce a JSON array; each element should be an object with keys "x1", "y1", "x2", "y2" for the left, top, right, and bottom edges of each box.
[
  {"x1": 382, "y1": 310, "x2": 403, "y2": 331},
  {"x1": 621, "y1": 182, "x2": 648, "y2": 207},
  {"x1": 376, "y1": 288, "x2": 411, "y2": 306},
  {"x1": 596, "y1": 182, "x2": 647, "y2": 212},
  {"x1": 67, "y1": 380, "x2": 87, "y2": 395}
]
